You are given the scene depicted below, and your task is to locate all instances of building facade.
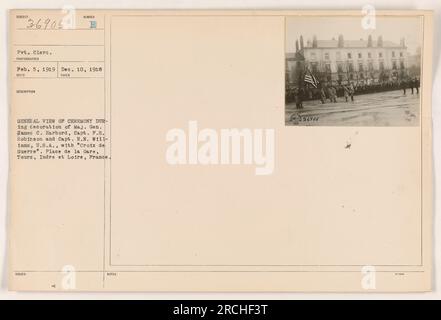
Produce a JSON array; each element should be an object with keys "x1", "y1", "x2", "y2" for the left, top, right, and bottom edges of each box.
[{"x1": 286, "y1": 35, "x2": 410, "y2": 87}]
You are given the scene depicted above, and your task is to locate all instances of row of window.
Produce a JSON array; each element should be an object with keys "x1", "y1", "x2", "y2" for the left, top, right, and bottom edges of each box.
[
  {"x1": 316, "y1": 51, "x2": 404, "y2": 60},
  {"x1": 322, "y1": 71, "x2": 402, "y2": 82},
  {"x1": 320, "y1": 73, "x2": 375, "y2": 82},
  {"x1": 311, "y1": 60, "x2": 405, "y2": 73}
]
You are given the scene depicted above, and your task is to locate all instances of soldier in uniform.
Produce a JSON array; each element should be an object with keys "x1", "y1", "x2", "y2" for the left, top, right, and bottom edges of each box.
[
  {"x1": 401, "y1": 79, "x2": 408, "y2": 95},
  {"x1": 348, "y1": 83, "x2": 355, "y2": 102},
  {"x1": 415, "y1": 77, "x2": 420, "y2": 94},
  {"x1": 320, "y1": 86, "x2": 327, "y2": 104},
  {"x1": 410, "y1": 78, "x2": 415, "y2": 94},
  {"x1": 343, "y1": 85, "x2": 350, "y2": 102},
  {"x1": 328, "y1": 86, "x2": 337, "y2": 103},
  {"x1": 296, "y1": 87, "x2": 304, "y2": 109}
]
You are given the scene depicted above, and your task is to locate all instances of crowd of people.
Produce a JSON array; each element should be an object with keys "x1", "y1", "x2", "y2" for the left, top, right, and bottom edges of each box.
[{"x1": 286, "y1": 77, "x2": 420, "y2": 109}]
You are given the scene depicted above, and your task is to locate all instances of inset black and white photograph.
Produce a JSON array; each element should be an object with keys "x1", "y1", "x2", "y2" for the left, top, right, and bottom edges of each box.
[{"x1": 285, "y1": 16, "x2": 422, "y2": 126}]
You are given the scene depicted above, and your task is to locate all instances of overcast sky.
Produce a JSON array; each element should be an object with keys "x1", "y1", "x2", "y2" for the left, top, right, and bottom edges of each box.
[{"x1": 286, "y1": 16, "x2": 422, "y2": 55}]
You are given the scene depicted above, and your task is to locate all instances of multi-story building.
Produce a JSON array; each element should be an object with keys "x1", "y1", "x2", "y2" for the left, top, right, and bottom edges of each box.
[{"x1": 286, "y1": 34, "x2": 410, "y2": 86}]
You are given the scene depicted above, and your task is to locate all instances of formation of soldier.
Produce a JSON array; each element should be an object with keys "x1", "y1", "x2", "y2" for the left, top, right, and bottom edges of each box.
[
  {"x1": 286, "y1": 77, "x2": 420, "y2": 109},
  {"x1": 401, "y1": 77, "x2": 420, "y2": 95}
]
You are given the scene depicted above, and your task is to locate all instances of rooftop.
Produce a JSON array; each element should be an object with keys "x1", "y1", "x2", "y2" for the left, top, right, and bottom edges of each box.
[{"x1": 304, "y1": 39, "x2": 402, "y2": 49}]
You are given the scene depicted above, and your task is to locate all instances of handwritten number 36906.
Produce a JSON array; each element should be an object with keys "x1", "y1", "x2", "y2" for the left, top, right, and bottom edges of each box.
[{"x1": 26, "y1": 18, "x2": 63, "y2": 30}]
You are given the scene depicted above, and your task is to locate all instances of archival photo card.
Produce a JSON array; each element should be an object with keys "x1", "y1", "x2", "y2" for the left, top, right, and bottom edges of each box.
[{"x1": 8, "y1": 10, "x2": 432, "y2": 292}]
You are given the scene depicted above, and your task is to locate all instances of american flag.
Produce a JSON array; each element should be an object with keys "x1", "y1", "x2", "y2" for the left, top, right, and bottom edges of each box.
[{"x1": 304, "y1": 68, "x2": 319, "y2": 88}]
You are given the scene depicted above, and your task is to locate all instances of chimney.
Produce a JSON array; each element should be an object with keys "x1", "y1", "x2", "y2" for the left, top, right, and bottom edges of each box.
[
  {"x1": 312, "y1": 35, "x2": 317, "y2": 48},
  {"x1": 295, "y1": 40, "x2": 299, "y2": 52},
  {"x1": 300, "y1": 35, "x2": 304, "y2": 50},
  {"x1": 367, "y1": 35, "x2": 373, "y2": 47},
  {"x1": 338, "y1": 34, "x2": 344, "y2": 48},
  {"x1": 377, "y1": 35, "x2": 383, "y2": 47},
  {"x1": 400, "y1": 37, "x2": 406, "y2": 48}
]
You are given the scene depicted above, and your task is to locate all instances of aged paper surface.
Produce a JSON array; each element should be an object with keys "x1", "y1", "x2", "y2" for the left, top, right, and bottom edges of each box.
[{"x1": 8, "y1": 9, "x2": 433, "y2": 291}]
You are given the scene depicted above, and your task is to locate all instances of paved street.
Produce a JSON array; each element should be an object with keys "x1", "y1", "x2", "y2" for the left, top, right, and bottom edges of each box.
[{"x1": 286, "y1": 90, "x2": 420, "y2": 126}]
